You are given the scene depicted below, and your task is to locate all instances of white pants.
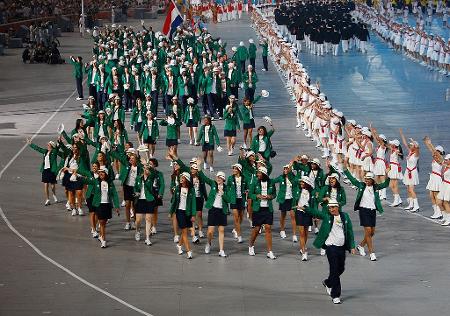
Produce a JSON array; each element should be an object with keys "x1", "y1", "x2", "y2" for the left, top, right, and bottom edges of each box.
[
  {"x1": 360, "y1": 41, "x2": 367, "y2": 53},
  {"x1": 317, "y1": 43, "x2": 324, "y2": 56},
  {"x1": 342, "y1": 40, "x2": 349, "y2": 52},
  {"x1": 332, "y1": 44, "x2": 339, "y2": 56}
]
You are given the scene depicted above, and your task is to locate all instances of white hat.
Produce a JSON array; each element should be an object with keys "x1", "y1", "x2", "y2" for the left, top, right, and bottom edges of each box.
[
  {"x1": 189, "y1": 157, "x2": 199, "y2": 164},
  {"x1": 300, "y1": 176, "x2": 314, "y2": 188},
  {"x1": 187, "y1": 97, "x2": 195, "y2": 104},
  {"x1": 362, "y1": 130, "x2": 372, "y2": 137},
  {"x1": 229, "y1": 95, "x2": 236, "y2": 100},
  {"x1": 311, "y1": 158, "x2": 321, "y2": 166},
  {"x1": 327, "y1": 173, "x2": 340, "y2": 181},
  {"x1": 336, "y1": 111, "x2": 343, "y2": 117},
  {"x1": 364, "y1": 172, "x2": 375, "y2": 180},
  {"x1": 146, "y1": 111, "x2": 153, "y2": 116},
  {"x1": 283, "y1": 164, "x2": 291, "y2": 169},
  {"x1": 319, "y1": 95, "x2": 326, "y2": 101},
  {"x1": 48, "y1": 141, "x2": 56, "y2": 148},
  {"x1": 328, "y1": 199, "x2": 339, "y2": 207},
  {"x1": 98, "y1": 166, "x2": 109, "y2": 175},
  {"x1": 389, "y1": 139, "x2": 400, "y2": 147},
  {"x1": 348, "y1": 120, "x2": 356, "y2": 126},
  {"x1": 181, "y1": 172, "x2": 191, "y2": 182},
  {"x1": 216, "y1": 171, "x2": 226, "y2": 180},
  {"x1": 300, "y1": 154, "x2": 309, "y2": 160},
  {"x1": 258, "y1": 167, "x2": 268, "y2": 175},
  {"x1": 239, "y1": 41, "x2": 244, "y2": 46},
  {"x1": 190, "y1": 163, "x2": 199, "y2": 170},
  {"x1": 245, "y1": 150, "x2": 256, "y2": 158},
  {"x1": 323, "y1": 101, "x2": 331, "y2": 109},
  {"x1": 249, "y1": 38, "x2": 254, "y2": 43},
  {"x1": 232, "y1": 46, "x2": 237, "y2": 52},
  {"x1": 435, "y1": 145, "x2": 444, "y2": 153},
  {"x1": 232, "y1": 163, "x2": 242, "y2": 172},
  {"x1": 444, "y1": 154, "x2": 450, "y2": 160},
  {"x1": 379, "y1": 134, "x2": 387, "y2": 141},
  {"x1": 126, "y1": 148, "x2": 137, "y2": 155}
]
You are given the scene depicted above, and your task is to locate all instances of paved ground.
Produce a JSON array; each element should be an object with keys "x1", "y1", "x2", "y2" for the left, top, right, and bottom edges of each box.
[{"x1": 0, "y1": 13, "x2": 449, "y2": 316}]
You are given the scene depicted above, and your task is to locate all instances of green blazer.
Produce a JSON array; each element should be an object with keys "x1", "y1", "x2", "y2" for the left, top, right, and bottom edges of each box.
[
  {"x1": 226, "y1": 175, "x2": 248, "y2": 204},
  {"x1": 305, "y1": 207, "x2": 356, "y2": 252},
  {"x1": 240, "y1": 95, "x2": 261, "y2": 124},
  {"x1": 70, "y1": 58, "x2": 83, "y2": 78},
  {"x1": 197, "y1": 124, "x2": 220, "y2": 146},
  {"x1": 292, "y1": 161, "x2": 311, "y2": 176},
  {"x1": 130, "y1": 107, "x2": 146, "y2": 126},
  {"x1": 236, "y1": 45, "x2": 249, "y2": 61},
  {"x1": 344, "y1": 169, "x2": 390, "y2": 214},
  {"x1": 169, "y1": 185, "x2": 197, "y2": 216},
  {"x1": 159, "y1": 120, "x2": 181, "y2": 140},
  {"x1": 134, "y1": 174, "x2": 157, "y2": 202},
  {"x1": 175, "y1": 159, "x2": 208, "y2": 200},
  {"x1": 248, "y1": 43, "x2": 257, "y2": 59},
  {"x1": 318, "y1": 185, "x2": 347, "y2": 212},
  {"x1": 259, "y1": 42, "x2": 269, "y2": 57},
  {"x1": 110, "y1": 150, "x2": 143, "y2": 185},
  {"x1": 251, "y1": 129, "x2": 274, "y2": 161},
  {"x1": 223, "y1": 109, "x2": 241, "y2": 131},
  {"x1": 183, "y1": 104, "x2": 201, "y2": 124},
  {"x1": 199, "y1": 171, "x2": 230, "y2": 214},
  {"x1": 249, "y1": 179, "x2": 277, "y2": 213},
  {"x1": 83, "y1": 177, "x2": 120, "y2": 208},
  {"x1": 291, "y1": 186, "x2": 317, "y2": 213},
  {"x1": 29, "y1": 143, "x2": 61, "y2": 174},
  {"x1": 139, "y1": 118, "x2": 160, "y2": 140},
  {"x1": 243, "y1": 71, "x2": 258, "y2": 89},
  {"x1": 238, "y1": 156, "x2": 257, "y2": 185},
  {"x1": 273, "y1": 172, "x2": 296, "y2": 203}
]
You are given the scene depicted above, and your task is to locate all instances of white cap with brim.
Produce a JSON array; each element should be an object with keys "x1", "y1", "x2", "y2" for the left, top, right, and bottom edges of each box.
[
  {"x1": 245, "y1": 150, "x2": 255, "y2": 158},
  {"x1": 181, "y1": 172, "x2": 191, "y2": 182},
  {"x1": 216, "y1": 171, "x2": 226, "y2": 180},
  {"x1": 364, "y1": 172, "x2": 375, "y2": 180},
  {"x1": 232, "y1": 163, "x2": 242, "y2": 172},
  {"x1": 311, "y1": 158, "x2": 321, "y2": 166},
  {"x1": 444, "y1": 154, "x2": 450, "y2": 160},
  {"x1": 435, "y1": 145, "x2": 444, "y2": 153},
  {"x1": 328, "y1": 199, "x2": 339, "y2": 207},
  {"x1": 389, "y1": 139, "x2": 400, "y2": 147},
  {"x1": 300, "y1": 175, "x2": 314, "y2": 188},
  {"x1": 98, "y1": 166, "x2": 109, "y2": 175},
  {"x1": 258, "y1": 167, "x2": 268, "y2": 176}
]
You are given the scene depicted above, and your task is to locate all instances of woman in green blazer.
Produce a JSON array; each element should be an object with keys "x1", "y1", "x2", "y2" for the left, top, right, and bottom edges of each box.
[
  {"x1": 139, "y1": 111, "x2": 160, "y2": 157},
  {"x1": 169, "y1": 172, "x2": 196, "y2": 259},
  {"x1": 148, "y1": 158, "x2": 165, "y2": 236},
  {"x1": 248, "y1": 167, "x2": 277, "y2": 259},
  {"x1": 223, "y1": 95, "x2": 242, "y2": 156},
  {"x1": 227, "y1": 163, "x2": 248, "y2": 243},
  {"x1": 183, "y1": 97, "x2": 201, "y2": 146},
  {"x1": 82, "y1": 166, "x2": 120, "y2": 248},
  {"x1": 251, "y1": 123, "x2": 275, "y2": 161},
  {"x1": 318, "y1": 173, "x2": 347, "y2": 214},
  {"x1": 273, "y1": 164, "x2": 297, "y2": 242},
  {"x1": 130, "y1": 97, "x2": 146, "y2": 132},
  {"x1": 241, "y1": 95, "x2": 261, "y2": 149},
  {"x1": 160, "y1": 113, "x2": 182, "y2": 158},
  {"x1": 27, "y1": 138, "x2": 61, "y2": 205},
  {"x1": 197, "y1": 115, "x2": 221, "y2": 173},
  {"x1": 199, "y1": 170, "x2": 230, "y2": 257}
]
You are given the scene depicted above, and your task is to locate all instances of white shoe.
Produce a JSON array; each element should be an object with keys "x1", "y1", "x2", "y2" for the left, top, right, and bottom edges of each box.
[
  {"x1": 369, "y1": 253, "x2": 377, "y2": 261},
  {"x1": 198, "y1": 230, "x2": 205, "y2": 238},
  {"x1": 205, "y1": 243, "x2": 211, "y2": 254},
  {"x1": 232, "y1": 229, "x2": 238, "y2": 239},
  {"x1": 280, "y1": 230, "x2": 287, "y2": 239},
  {"x1": 320, "y1": 248, "x2": 326, "y2": 256},
  {"x1": 209, "y1": 166, "x2": 214, "y2": 173},
  {"x1": 203, "y1": 162, "x2": 208, "y2": 170},
  {"x1": 131, "y1": 221, "x2": 136, "y2": 229},
  {"x1": 228, "y1": 150, "x2": 232, "y2": 156},
  {"x1": 357, "y1": 245, "x2": 366, "y2": 256},
  {"x1": 78, "y1": 208, "x2": 84, "y2": 216},
  {"x1": 192, "y1": 235, "x2": 199, "y2": 243},
  {"x1": 266, "y1": 251, "x2": 277, "y2": 260},
  {"x1": 173, "y1": 235, "x2": 180, "y2": 243},
  {"x1": 308, "y1": 226, "x2": 312, "y2": 232},
  {"x1": 189, "y1": 140, "x2": 193, "y2": 145},
  {"x1": 218, "y1": 250, "x2": 227, "y2": 257},
  {"x1": 237, "y1": 236, "x2": 243, "y2": 243},
  {"x1": 65, "y1": 202, "x2": 71, "y2": 210},
  {"x1": 135, "y1": 231, "x2": 141, "y2": 241},
  {"x1": 52, "y1": 195, "x2": 58, "y2": 203},
  {"x1": 292, "y1": 235, "x2": 298, "y2": 243},
  {"x1": 151, "y1": 226, "x2": 157, "y2": 235},
  {"x1": 145, "y1": 238, "x2": 152, "y2": 246},
  {"x1": 115, "y1": 174, "x2": 119, "y2": 180},
  {"x1": 124, "y1": 222, "x2": 131, "y2": 230},
  {"x1": 194, "y1": 141, "x2": 199, "y2": 146},
  {"x1": 176, "y1": 244, "x2": 183, "y2": 255},
  {"x1": 410, "y1": 199, "x2": 419, "y2": 212},
  {"x1": 314, "y1": 227, "x2": 319, "y2": 234},
  {"x1": 100, "y1": 240, "x2": 107, "y2": 248},
  {"x1": 323, "y1": 280, "x2": 331, "y2": 296},
  {"x1": 332, "y1": 297, "x2": 341, "y2": 304},
  {"x1": 187, "y1": 251, "x2": 193, "y2": 259},
  {"x1": 177, "y1": 139, "x2": 181, "y2": 144},
  {"x1": 44, "y1": 199, "x2": 51, "y2": 206},
  {"x1": 440, "y1": 219, "x2": 450, "y2": 226},
  {"x1": 71, "y1": 209, "x2": 77, "y2": 216},
  {"x1": 91, "y1": 229, "x2": 98, "y2": 238},
  {"x1": 248, "y1": 246, "x2": 255, "y2": 256},
  {"x1": 404, "y1": 199, "x2": 413, "y2": 210},
  {"x1": 121, "y1": 200, "x2": 126, "y2": 207},
  {"x1": 301, "y1": 252, "x2": 308, "y2": 261}
]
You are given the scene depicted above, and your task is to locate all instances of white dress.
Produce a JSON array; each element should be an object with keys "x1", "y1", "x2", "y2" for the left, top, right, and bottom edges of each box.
[
  {"x1": 388, "y1": 151, "x2": 403, "y2": 180},
  {"x1": 402, "y1": 153, "x2": 419, "y2": 186},
  {"x1": 437, "y1": 167, "x2": 450, "y2": 201},
  {"x1": 426, "y1": 160, "x2": 442, "y2": 192},
  {"x1": 373, "y1": 146, "x2": 387, "y2": 176},
  {"x1": 362, "y1": 140, "x2": 374, "y2": 172}
]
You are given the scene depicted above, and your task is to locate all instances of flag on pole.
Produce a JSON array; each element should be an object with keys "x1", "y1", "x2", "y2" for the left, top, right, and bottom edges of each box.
[{"x1": 162, "y1": 0, "x2": 184, "y2": 38}]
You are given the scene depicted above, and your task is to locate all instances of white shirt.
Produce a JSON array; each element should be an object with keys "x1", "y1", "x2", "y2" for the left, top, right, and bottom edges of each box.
[
  {"x1": 91, "y1": 68, "x2": 97, "y2": 84},
  {"x1": 44, "y1": 152, "x2": 51, "y2": 169},
  {"x1": 139, "y1": 179, "x2": 147, "y2": 200},
  {"x1": 178, "y1": 187, "x2": 188, "y2": 210},
  {"x1": 325, "y1": 215, "x2": 345, "y2": 246},
  {"x1": 211, "y1": 75, "x2": 217, "y2": 94},
  {"x1": 134, "y1": 75, "x2": 140, "y2": 90},
  {"x1": 113, "y1": 107, "x2": 119, "y2": 121},
  {"x1": 235, "y1": 176, "x2": 242, "y2": 198},
  {"x1": 147, "y1": 119, "x2": 153, "y2": 133},
  {"x1": 260, "y1": 181, "x2": 268, "y2": 207},
  {"x1": 330, "y1": 188, "x2": 338, "y2": 200},
  {"x1": 297, "y1": 190, "x2": 309, "y2": 208},
  {"x1": 126, "y1": 166, "x2": 137, "y2": 187},
  {"x1": 68, "y1": 157, "x2": 78, "y2": 171},
  {"x1": 285, "y1": 178, "x2": 293, "y2": 199},
  {"x1": 151, "y1": 75, "x2": 157, "y2": 91},
  {"x1": 189, "y1": 106, "x2": 193, "y2": 119},
  {"x1": 360, "y1": 186, "x2": 376, "y2": 210},
  {"x1": 100, "y1": 181, "x2": 109, "y2": 203},
  {"x1": 193, "y1": 177, "x2": 201, "y2": 197},
  {"x1": 205, "y1": 125, "x2": 210, "y2": 143},
  {"x1": 258, "y1": 135, "x2": 266, "y2": 152},
  {"x1": 212, "y1": 184, "x2": 224, "y2": 208},
  {"x1": 98, "y1": 122, "x2": 105, "y2": 138}
]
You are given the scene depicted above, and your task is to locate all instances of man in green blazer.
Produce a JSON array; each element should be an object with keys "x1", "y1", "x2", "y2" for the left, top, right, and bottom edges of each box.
[
  {"x1": 248, "y1": 38, "x2": 257, "y2": 70},
  {"x1": 304, "y1": 199, "x2": 355, "y2": 304},
  {"x1": 70, "y1": 55, "x2": 84, "y2": 100}
]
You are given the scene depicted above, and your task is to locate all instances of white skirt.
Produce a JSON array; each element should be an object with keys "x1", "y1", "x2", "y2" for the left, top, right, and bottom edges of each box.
[
  {"x1": 426, "y1": 174, "x2": 442, "y2": 192},
  {"x1": 373, "y1": 159, "x2": 387, "y2": 176},
  {"x1": 388, "y1": 165, "x2": 403, "y2": 180},
  {"x1": 362, "y1": 156, "x2": 373, "y2": 172},
  {"x1": 403, "y1": 169, "x2": 419, "y2": 186},
  {"x1": 437, "y1": 182, "x2": 450, "y2": 201}
]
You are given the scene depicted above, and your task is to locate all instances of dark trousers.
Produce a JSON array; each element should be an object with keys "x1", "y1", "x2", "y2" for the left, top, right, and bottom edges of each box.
[
  {"x1": 180, "y1": 95, "x2": 189, "y2": 111},
  {"x1": 240, "y1": 60, "x2": 246, "y2": 73},
  {"x1": 207, "y1": 93, "x2": 217, "y2": 117},
  {"x1": 218, "y1": 95, "x2": 227, "y2": 118},
  {"x1": 245, "y1": 88, "x2": 255, "y2": 102},
  {"x1": 76, "y1": 77, "x2": 83, "y2": 98},
  {"x1": 150, "y1": 90, "x2": 159, "y2": 115},
  {"x1": 262, "y1": 56, "x2": 268, "y2": 71},
  {"x1": 250, "y1": 58, "x2": 256, "y2": 70},
  {"x1": 163, "y1": 94, "x2": 173, "y2": 114},
  {"x1": 202, "y1": 94, "x2": 208, "y2": 115},
  {"x1": 88, "y1": 84, "x2": 97, "y2": 100},
  {"x1": 325, "y1": 245, "x2": 346, "y2": 298},
  {"x1": 123, "y1": 90, "x2": 132, "y2": 111},
  {"x1": 97, "y1": 90, "x2": 107, "y2": 110},
  {"x1": 230, "y1": 86, "x2": 239, "y2": 99}
]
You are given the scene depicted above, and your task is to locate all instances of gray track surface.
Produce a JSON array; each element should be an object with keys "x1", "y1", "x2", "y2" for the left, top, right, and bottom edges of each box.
[{"x1": 0, "y1": 15, "x2": 449, "y2": 316}]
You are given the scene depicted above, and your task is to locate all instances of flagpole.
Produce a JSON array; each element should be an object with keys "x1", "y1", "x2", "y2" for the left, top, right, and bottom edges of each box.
[{"x1": 81, "y1": 0, "x2": 85, "y2": 37}]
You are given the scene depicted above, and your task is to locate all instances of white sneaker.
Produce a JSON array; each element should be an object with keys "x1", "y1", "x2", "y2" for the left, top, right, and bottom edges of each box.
[
  {"x1": 292, "y1": 235, "x2": 298, "y2": 243},
  {"x1": 203, "y1": 162, "x2": 208, "y2": 170},
  {"x1": 320, "y1": 248, "x2": 326, "y2": 256},
  {"x1": 440, "y1": 219, "x2": 450, "y2": 226},
  {"x1": 115, "y1": 174, "x2": 120, "y2": 180},
  {"x1": 205, "y1": 243, "x2": 211, "y2": 254},
  {"x1": 369, "y1": 253, "x2": 377, "y2": 261},
  {"x1": 248, "y1": 246, "x2": 255, "y2": 256},
  {"x1": 314, "y1": 227, "x2": 319, "y2": 234},
  {"x1": 198, "y1": 230, "x2": 204, "y2": 238},
  {"x1": 308, "y1": 226, "x2": 312, "y2": 232},
  {"x1": 145, "y1": 239, "x2": 152, "y2": 246},
  {"x1": 91, "y1": 229, "x2": 98, "y2": 238},
  {"x1": 130, "y1": 209, "x2": 135, "y2": 218},
  {"x1": 209, "y1": 166, "x2": 214, "y2": 173},
  {"x1": 52, "y1": 195, "x2": 58, "y2": 203},
  {"x1": 187, "y1": 251, "x2": 193, "y2": 259},
  {"x1": 124, "y1": 222, "x2": 131, "y2": 230},
  {"x1": 173, "y1": 235, "x2": 180, "y2": 243},
  {"x1": 192, "y1": 235, "x2": 199, "y2": 243},
  {"x1": 237, "y1": 236, "x2": 243, "y2": 243},
  {"x1": 176, "y1": 244, "x2": 183, "y2": 255},
  {"x1": 357, "y1": 245, "x2": 366, "y2": 256},
  {"x1": 65, "y1": 202, "x2": 71, "y2": 210},
  {"x1": 44, "y1": 199, "x2": 51, "y2": 206},
  {"x1": 151, "y1": 226, "x2": 157, "y2": 235},
  {"x1": 266, "y1": 251, "x2": 277, "y2": 260},
  {"x1": 218, "y1": 250, "x2": 227, "y2": 257},
  {"x1": 301, "y1": 252, "x2": 308, "y2": 261},
  {"x1": 135, "y1": 231, "x2": 141, "y2": 241},
  {"x1": 332, "y1": 297, "x2": 341, "y2": 304},
  {"x1": 101, "y1": 240, "x2": 107, "y2": 248},
  {"x1": 322, "y1": 280, "x2": 331, "y2": 295},
  {"x1": 280, "y1": 230, "x2": 287, "y2": 239},
  {"x1": 121, "y1": 200, "x2": 126, "y2": 207},
  {"x1": 232, "y1": 229, "x2": 238, "y2": 239},
  {"x1": 78, "y1": 208, "x2": 84, "y2": 216},
  {"x1": 131, "y1": 221, "x2": 136, "y2": 229},
  {"x1": 71, "y1": 209, "x2": 77, "y2": 216}
]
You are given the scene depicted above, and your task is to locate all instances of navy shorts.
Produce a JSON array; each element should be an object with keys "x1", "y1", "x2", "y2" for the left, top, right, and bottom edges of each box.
[
  {"x1": 42, "y1": 169, "x2": 57, "y2": 184},
  {"x1": 207, "y1": 207, "x2": 228, "y2": 226},
  {"x1": 176, "y1": 209, "x2": 193, "y2": 229},
  {"x1": 295, "y1": 210, "x2": 313, "y2": 227},
  {"x1": 224, "y1": 129, "x2": 237, "y2": 137},
  {"x1": 202, "y1": 143, "x2": 214, "y2": 152},
  {"x1": 135, "y1": 199, "x2": 155, "y2": 214},
  {"x1": 279, "y1": 199, "x2": 293, "y2": 212},
  {"x1": 166, "y1": 139, "x2": 178, "y2": 147},
  {"x1": 230, "y1": 197, "x2": 245, "y2": 211},
  {"x1": 252, "y1": 207, "x2": 273, "y2": 226},
  {"x1": 359, "y1": 207, "x2": 376, "y2": 227}
]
